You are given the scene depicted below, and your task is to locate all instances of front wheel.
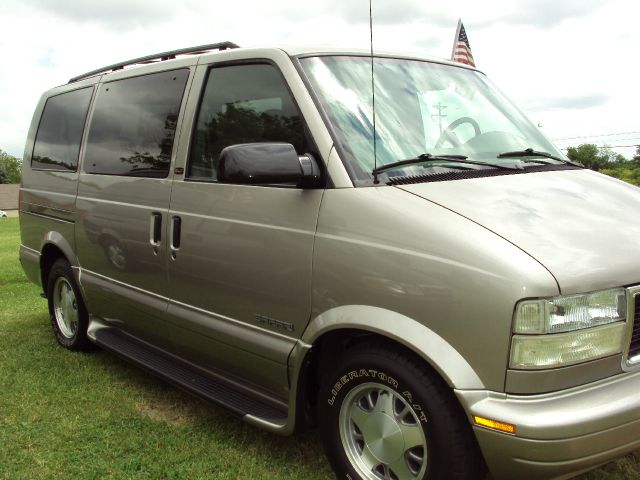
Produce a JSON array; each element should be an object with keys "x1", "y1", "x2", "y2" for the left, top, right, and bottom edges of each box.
[
  {"x1": 46, "y1": 258, "x2": 93, "y2": 351},
  {"x1": 319, "y1": 343, "x2": 485, "y2": 480}
]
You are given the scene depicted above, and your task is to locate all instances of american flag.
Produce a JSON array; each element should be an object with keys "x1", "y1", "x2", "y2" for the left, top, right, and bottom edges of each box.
[{"x1": 451, "y1": 20, "x2": 476, "y2": 67}]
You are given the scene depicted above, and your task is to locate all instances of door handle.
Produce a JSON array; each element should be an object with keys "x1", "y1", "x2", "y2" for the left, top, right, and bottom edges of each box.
[
  {"x1": 170, "y1": 215, "x2": 181, "y2": 259},
  {"x1": 149, "y1": 213, "x2": 162, "y2": 251}
]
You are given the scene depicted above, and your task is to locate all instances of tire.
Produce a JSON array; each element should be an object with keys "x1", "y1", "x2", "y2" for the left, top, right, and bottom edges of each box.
[
  {"x1": 319, "y1": 342, "x2": 485, "y2": 480},
  {"x1": 46, "y1": 258, "x2": 94, "y2": 351}
]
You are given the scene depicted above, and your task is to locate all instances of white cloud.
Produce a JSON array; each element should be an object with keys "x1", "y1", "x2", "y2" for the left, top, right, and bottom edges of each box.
[
  {"x1": 8, "y1": 0, "x2": 176, "y2": 27},
  {"x1": 474, "y1": 0, "x2": 608, "y2": 28},
  {"x1": 520, "y1": 93, "x2": 611, "y2": 112}
]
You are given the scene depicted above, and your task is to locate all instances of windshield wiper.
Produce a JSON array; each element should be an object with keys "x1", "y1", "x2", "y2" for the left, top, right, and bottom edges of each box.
[
  {"x1": 373, "y1": 153, "x2": 517, "y2": 183},
  {"x1": 497, "y1": 147, "x2": 579, "y2": 166}
]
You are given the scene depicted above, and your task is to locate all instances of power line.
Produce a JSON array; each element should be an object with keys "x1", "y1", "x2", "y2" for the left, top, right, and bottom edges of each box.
[
  {"x1": 552, "y1": 130, "x2": 640, "y2": 141},
  {"x1": 554, "y1": 137, "x2": 640, "y2": 144},
  {"x1": 596, "y1": 144, "x2": 637, "y2": 149},
  {"x1": 554, "y1": 135, "x2": 640, "y2": 141},
  {"x1": 559, "y1": 144, "x2": 639, "y2": 151}
]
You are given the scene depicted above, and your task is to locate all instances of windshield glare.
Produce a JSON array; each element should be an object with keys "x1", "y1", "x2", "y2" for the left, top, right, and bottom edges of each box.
[{"x1": 300, "y1": 55, "x2": 564, "y2": 183}]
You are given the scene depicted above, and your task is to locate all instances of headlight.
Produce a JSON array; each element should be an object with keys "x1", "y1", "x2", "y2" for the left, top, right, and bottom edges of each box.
[
  {"x1": 513, "y1": 288, "x2": 626, "y2": 334},
  {"x1": 510, "y1": 288, "x2": 627, "y2": 370}
]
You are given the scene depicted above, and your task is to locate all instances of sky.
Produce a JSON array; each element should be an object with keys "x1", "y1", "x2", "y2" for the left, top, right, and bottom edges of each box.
[{"x1": 1, "y1": 0, "x2": 638, "y2": 159}]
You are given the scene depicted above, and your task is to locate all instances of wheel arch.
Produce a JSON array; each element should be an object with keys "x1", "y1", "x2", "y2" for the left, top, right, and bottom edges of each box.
[
  {"x1": 300, "y1": 305, "x2": 484, "y2": 391},
  {"x1": 290, "y1": 305, "x2": 485, "y2": 431},
  {"x1": 40, "y1": 232, "x2": 78, "y2": 294}
]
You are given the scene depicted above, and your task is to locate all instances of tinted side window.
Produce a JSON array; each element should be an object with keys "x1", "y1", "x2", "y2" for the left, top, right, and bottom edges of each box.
[
  {"x1": 84, "y1": 69, "x2": 189, "y2": 177},
  {"x1": 188, "y1": 64, "x2": 305, "y2": 181},
  {"x1": 32, "y1": 87, "x2": 93, "y2": 171}
]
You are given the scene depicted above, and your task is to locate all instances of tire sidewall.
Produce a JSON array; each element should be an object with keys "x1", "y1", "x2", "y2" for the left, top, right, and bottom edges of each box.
[
  {"x1": 319, "y1": 351, "x2": 440, "y2": 480},
  {"x1": 47, "y1": 260, "x2": 88, "y2": 349}
]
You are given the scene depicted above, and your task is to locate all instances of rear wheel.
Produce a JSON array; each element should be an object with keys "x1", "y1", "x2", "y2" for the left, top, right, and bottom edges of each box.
[
  {"x1": 46, "y1": 259, "x2": 93, "y2": 351},
  {"x1": 318, "y1": 342, "x2": 485, "y2": 480}
]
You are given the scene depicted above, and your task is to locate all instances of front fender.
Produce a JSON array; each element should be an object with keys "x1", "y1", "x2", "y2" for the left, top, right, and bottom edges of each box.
[{"x1": 301, "y1": 305, "x2": 484, "y2": 390}]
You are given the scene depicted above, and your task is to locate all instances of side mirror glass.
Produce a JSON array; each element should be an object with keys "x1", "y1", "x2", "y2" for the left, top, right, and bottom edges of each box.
[{"x1": 218, "y1": 143, "x2": 320, "y2": 187}]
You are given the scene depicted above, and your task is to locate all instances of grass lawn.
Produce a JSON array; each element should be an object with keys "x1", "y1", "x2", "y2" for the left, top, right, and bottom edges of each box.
[
  {"x1": 0, "y1": 217, "x2": 331, "y2": 480},
  {"x1": 1, "y1": 215, "x2": 639, "y2": 480}
]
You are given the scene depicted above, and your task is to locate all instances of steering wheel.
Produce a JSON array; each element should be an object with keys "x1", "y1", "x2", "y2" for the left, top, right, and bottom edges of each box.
[{"x1": 434, "y1": 117, "x2": 481, "y2": 148}]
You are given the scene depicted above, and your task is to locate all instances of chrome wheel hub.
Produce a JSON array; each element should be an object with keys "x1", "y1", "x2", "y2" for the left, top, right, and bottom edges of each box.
[
  {"x1": 365, "y1": 412, "x2": 404, "y2": 463},
  {"x1": 339, "y1": 383, "x2": 428, "y2": 480},
  {"x1": 52, "y1": 277, "x2": 79, "y2": 339}
]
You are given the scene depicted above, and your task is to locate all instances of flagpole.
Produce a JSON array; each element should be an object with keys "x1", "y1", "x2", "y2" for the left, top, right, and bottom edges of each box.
[{"x1": 451, "y1": 18, "x2": 462, "y2": 61}]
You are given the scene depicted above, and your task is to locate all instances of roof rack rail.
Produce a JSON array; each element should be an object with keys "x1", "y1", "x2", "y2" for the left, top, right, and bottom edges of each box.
[{"x1": 68, "y1": 41, "x2": 240, "y2": 83}]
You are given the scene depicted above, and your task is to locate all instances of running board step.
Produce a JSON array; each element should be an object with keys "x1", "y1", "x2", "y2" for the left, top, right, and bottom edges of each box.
[{"x1": 94, "y1": 328, "x2": 287, "y2": 422}]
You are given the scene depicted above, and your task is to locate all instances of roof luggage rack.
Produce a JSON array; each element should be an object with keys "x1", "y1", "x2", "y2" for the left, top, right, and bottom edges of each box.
[{"x1": 68, "y1": 41, "x2": 240, "y2": 83}]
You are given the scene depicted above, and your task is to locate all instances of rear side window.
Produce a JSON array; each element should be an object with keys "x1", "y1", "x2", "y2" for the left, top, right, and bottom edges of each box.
[
  {"x1": 188, "y1": 63, "x2": 306, "y2": 181},
  {"x1": 32, "y1": 87, "x2": 93, "y2": 171},
  {"x1": 84, "y1": 69, "x2": 189, "y2": 177}
]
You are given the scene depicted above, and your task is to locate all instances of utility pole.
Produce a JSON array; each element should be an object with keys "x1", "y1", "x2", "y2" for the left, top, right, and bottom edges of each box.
[{"x1": 432, "y1": 103, "x2": 448, "y2": 135}]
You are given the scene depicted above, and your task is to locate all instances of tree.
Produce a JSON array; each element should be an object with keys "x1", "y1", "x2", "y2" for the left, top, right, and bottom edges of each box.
[
  {"x1": 599, "y1": 146, "x2": 628, "y2": 165},
  {"x1": 600, "y1": 166, "x2": 640, "y2": 187},
  {"x1": 0, "y1": 149, "x2": 22, "y2": 184},
  {"x1": 566, "y1": 143, "x2": 610, "y2": 171}
]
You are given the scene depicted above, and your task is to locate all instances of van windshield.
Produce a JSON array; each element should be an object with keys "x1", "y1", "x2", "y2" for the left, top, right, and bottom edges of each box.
[{"x1": 300, "y1": 55, "x2": 565, "y2": 184}]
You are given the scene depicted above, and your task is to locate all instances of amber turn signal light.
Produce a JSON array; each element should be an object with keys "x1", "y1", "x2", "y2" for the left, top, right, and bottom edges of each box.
[{"x1": 474, "y1": 416, "x2": 516, "y2": 435}]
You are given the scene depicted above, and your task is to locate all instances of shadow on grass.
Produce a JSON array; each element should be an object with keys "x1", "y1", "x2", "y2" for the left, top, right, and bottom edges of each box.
[
  {"x1": 92, "y1": 346, "x2": 325, "y2": 453},
  {"x1": 1, "y1": 309, "x2": 331, "y2": 480}
]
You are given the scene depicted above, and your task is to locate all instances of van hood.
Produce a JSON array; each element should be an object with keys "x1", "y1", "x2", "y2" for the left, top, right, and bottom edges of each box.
[{"x1": 398, "y1": 169, "x2": 640, "y2": 294}]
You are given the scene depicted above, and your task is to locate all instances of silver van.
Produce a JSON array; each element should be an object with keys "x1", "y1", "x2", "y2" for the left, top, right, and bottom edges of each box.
[{"x1": 19, "y1": 42, "x2": 640, "y2": 480}]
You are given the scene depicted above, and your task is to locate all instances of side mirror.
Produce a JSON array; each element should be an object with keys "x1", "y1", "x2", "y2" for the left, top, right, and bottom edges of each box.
[{"x1": 218, "y1": 142, "x2": 321, "y2": 187}]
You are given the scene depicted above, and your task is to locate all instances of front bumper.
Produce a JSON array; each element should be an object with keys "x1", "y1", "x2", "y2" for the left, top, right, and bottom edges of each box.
[{"x1": 456, "y1": 370, "x2": 640, "y2": 479}]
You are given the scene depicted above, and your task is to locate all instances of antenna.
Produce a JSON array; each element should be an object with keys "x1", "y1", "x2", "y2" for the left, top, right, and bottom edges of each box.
[
  {"x1": 369, "y1": 0, "x2": 379, "y2": 184},
  {"x1": 451, "y1": 19, "x2": 462, "y2": 61}
]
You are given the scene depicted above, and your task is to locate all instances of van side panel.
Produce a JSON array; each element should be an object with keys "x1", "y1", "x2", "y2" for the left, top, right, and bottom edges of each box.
[
  {"x1": 74, "y1": 68, "x2": 192, "y2": 346},
  {"x1": 165, "y1": 181, "x2": 322, "y2": 399},
  {"x1": 20, "y1": 79, "x2": 99, "y2": 287},
  {"x1": 20, "y1": 170, "x2": 79, "y2": 278},
  {"x1": 21, "y1": 173, "x2": 78, "y2": 258},
  {"x1": 75, "y1": 174, "x2": 172, "y2": 327}
]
